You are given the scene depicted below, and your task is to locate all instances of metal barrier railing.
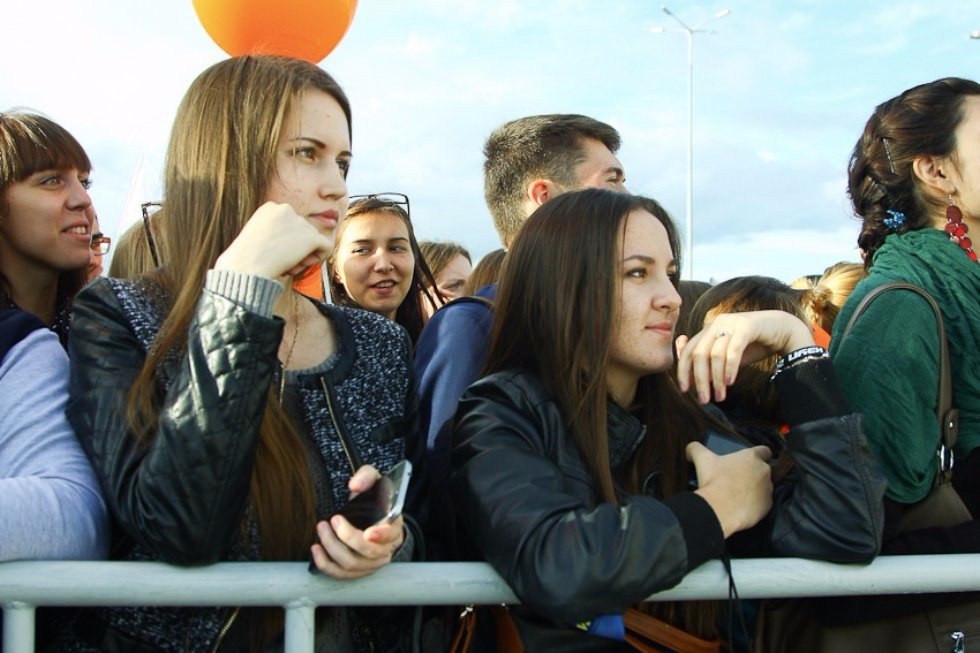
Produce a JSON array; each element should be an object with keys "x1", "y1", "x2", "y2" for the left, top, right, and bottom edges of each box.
[{"x1": 4, "y1": 556, "x2": 980, "y2": 652}]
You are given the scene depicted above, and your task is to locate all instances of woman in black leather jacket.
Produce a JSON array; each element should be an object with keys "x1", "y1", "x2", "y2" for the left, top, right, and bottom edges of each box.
[
  {"x1": 60, "y1": 56, "x2": 426, "y2": 652},
  {"x1": 450, "y1": 189, "x2": 884, "y2": 650}
]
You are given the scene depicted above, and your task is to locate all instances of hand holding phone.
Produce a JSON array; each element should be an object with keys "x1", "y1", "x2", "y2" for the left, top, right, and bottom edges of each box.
[
  {"x1": 309, "y1": 461, "x2": 412, "y2": 577},
  {"x1": 332, "y1": 460, "x2": 412, "y2": 530}
]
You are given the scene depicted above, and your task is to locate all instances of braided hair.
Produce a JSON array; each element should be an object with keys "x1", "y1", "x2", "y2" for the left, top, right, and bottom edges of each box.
[{"x1": 847, "y1": 78, "x2": 980, "y2": 264}]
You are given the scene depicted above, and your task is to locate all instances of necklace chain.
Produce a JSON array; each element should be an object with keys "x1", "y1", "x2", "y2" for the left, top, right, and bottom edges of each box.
[{"x1": 278, "y1": 293, "x2": 301, "y2": 407}]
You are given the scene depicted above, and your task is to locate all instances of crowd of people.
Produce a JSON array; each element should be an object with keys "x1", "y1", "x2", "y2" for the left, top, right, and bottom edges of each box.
[{"x1": 1, "y1": 54, "x2": 978, "y2": 651}]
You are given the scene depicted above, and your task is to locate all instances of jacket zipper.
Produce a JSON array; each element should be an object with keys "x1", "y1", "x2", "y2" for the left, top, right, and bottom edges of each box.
[
  {"x1": 320, "y1": 377, "x2": 358, "y2": 474},
  {"x1": 210, "y1": 606, "x2": 240, "y2": 653}
]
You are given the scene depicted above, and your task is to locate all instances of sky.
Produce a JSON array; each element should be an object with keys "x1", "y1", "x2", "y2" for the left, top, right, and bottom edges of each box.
[{"x1": 3, "y1": 1, "x2": 980, "y2": 283}]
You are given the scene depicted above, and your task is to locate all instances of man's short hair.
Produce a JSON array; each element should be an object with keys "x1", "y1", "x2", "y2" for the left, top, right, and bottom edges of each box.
[{"x1": 483, "y1": 114, "x2": 620, "y2": 246}]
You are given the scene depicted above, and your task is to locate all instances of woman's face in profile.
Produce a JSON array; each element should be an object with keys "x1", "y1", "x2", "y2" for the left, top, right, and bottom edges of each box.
[
  {"x1": 432, "y1": 253, "x2": 472, "y2": 301},
  {"x1": 605, "y1": 209, "x2": 682, "y2": 401},
  {"x1": 265, "y1": 89, "x2": 351, "y2": 252},
  {"x1": 946, "y1": 95, "x2": 980, "y2": 223},
  {"x1": 333, "y1": 211, "x2": 415, "y2": 319}
]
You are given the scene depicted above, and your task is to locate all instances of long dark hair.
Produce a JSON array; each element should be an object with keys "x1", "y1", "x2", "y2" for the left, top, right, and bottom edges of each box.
[
  {"x1": 849, "y1": 77, "x2": 980, "y2": 262},
  {"x1": 486, "y1": 188, "x2": 722, "y2": 636},
  {"x1": 486, "y1": 188, "x2": 715, "y2": 499}
]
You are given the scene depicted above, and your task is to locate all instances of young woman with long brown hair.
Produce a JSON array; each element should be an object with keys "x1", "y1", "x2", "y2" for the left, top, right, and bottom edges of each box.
[
  {"x1": 450, "y1": 189, "x2": 883, "y2": 649},
  {"x1": 61, "y1": 55, "x2": 426, "y2": 652}
]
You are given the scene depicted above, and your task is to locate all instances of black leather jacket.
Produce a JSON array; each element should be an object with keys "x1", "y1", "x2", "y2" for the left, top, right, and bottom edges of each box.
[
  {"x1": 62, "y1": 275, "x2": 425, "y2": 652},
  {"x1": 450, "y1": 359, "x2": 885, "y2": 651}
]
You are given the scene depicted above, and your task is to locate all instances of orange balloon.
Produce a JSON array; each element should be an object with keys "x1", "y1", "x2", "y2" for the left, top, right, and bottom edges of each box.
[{"x1": 192, "y1": 0, "x2": 358, "y2": 63}]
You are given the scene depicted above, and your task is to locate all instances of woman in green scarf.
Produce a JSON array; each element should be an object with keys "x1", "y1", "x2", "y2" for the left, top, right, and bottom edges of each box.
[{"x1": 832, "y1": 77, "x2": 980, "y2": 522}]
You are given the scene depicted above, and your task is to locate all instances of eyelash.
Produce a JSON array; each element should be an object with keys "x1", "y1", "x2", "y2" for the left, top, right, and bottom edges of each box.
[
  {"x1": 39, "y1": 175, "x2": 91, "y2": 190},
  {"x1": 291, "y1": 147, "x2": 317, "y2": 161}
]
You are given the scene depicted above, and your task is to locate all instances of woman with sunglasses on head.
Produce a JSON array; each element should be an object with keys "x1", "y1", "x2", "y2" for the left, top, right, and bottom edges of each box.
[
  {"x1": 328, "y1": 194, "x2": 440, "y2": 344},
  {"x1": 0, "y1": 111, "x2": 96, "y2": 347},
  {"x1": 60, "y1": 56, "x2": 426, "y2": 652},
  {"x1": 450, "y1": 189, "x2": 883, "y2": 650}
]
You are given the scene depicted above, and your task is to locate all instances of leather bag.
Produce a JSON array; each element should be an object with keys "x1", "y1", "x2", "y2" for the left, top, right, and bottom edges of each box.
[
  {"x1": 623, "y1": 609, "x2": 721, "y2": 653},
  {"x1": 755, "y1": 282, "x2": 978, "y2": 653}
]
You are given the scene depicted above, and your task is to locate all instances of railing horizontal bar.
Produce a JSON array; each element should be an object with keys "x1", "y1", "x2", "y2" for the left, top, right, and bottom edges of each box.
[{"x1": 1, "y1": 556, "x2": 979, "y2": 609}]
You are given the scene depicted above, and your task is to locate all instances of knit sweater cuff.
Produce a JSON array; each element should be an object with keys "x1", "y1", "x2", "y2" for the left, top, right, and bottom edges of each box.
[
  {"x1": 775, "y1": 357, "x2": 851, "y2": 427},
  {"x1": 204, "y1": 270, "x2": 283, "y2": 318},
  {"x1": 663, "y1": 492, "x2": 726, "y2": 570}
]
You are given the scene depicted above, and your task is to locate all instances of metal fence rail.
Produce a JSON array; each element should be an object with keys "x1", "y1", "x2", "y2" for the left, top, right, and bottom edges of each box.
[{"x1": 4, "y1": 556, "x2": 980, "y2": 652}]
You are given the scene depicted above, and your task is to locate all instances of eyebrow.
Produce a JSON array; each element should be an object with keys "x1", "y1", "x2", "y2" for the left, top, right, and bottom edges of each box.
[
  {"x1": 350, "y1": 236, "x2": 410, "y2": 245},
  {"x1": 605, "y1": 166, "x2": 625, "y2": 178},
  {"x1": 285, "y1": 136, "x2": 353, "y2": 158},
  {"x1": 623, "y1": 254, "x2": 679, "y2": 268}
]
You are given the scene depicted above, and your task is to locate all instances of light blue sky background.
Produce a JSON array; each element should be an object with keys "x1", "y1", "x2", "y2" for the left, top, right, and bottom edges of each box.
[{"x1": 3, "y1": 1, "x2": 979, "y2": 282}]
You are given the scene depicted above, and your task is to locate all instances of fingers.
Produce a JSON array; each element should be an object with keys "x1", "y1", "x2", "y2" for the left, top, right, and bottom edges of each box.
[
  {"x1": 676, "y1": 326, "x2": 745, "y2": 403},
  {"x1": 310, "y1": 514, "x2": 403, "y2": 580},
  {"x1": 685, "y1": 440, "x2": 709, "y2": 463},
  {"x1": 348, "y1": 465, "x2": 382, "y2": 494},
  {"x1": 750, "y1": 445, "x2": 774, "y2": 463},
  {"x1": 214, "y1": 202, "x2": 335, "y2": 280},
  {"x1": 285, "y1": 255, "x2": 327, "y2": 279}
]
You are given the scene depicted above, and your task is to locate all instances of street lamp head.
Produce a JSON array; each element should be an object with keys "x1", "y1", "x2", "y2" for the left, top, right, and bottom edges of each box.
[
  {"x1": 715, "y1": 8, "x2": 732, "y2": 19},
  {"x1": 971, "y1": 30, "x2": 980, "y2": 39}
]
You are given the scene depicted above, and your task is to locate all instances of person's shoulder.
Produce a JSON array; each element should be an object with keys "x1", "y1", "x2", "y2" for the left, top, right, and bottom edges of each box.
[
  {"x1": 833, "y1": 274, "x2": 937, "y2": 354},
  {"x1": 419, "y1": 294, "x2": 495, "y2": 354},
  {"x1": 329, "y1": 304, "x2": 411, "y2": 352},
  {"x1": 0, "y1": 313, "x2": 62, "y2": 369},
  {"x1": 466, "y1": 368, "x2": 551, "y2": 407},
  {"x1": 77, "y1": 275, "x2": 165, "y2": 311},
  {"x1": 0, "y1": 309, "x2": 47, "y2": 360}
]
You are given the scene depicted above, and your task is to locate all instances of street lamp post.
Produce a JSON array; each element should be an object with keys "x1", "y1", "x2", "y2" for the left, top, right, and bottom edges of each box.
[{"x1": 652, "y1": 6, "x2": 731, "y2": 279}]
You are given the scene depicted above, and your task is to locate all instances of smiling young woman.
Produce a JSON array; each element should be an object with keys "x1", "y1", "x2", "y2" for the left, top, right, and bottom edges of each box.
[
  {"x1": 0, "y1": 111, "x2": 94, "y2": 346},
  {"x1": 328, "y1": 194, "x2": 440, "y2": 344}
]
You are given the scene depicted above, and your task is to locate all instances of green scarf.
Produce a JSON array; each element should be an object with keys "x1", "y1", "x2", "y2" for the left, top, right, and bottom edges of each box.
[{"x1": 831, "y1": 229, "x2": 980, "y2": 502}]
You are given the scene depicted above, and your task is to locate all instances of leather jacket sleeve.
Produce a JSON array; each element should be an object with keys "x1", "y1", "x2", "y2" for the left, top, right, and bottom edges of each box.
[
  {"x1": 730, "y1": 359, "x2": 886, "y2": 562},
  {"x1": 450, "y1": 373, "x2": 725, "y2": 623},
  {"x1": 67, "y1": 277, "x2": 282, "y2": 565}
]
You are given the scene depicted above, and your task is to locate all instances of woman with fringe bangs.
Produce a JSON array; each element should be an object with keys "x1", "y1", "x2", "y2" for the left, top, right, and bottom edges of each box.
[
  {"x1": 59, "y1": 55, "x2": 426, "y2": 652},
  {"x1": 450, "y1": 188, "x2": 884, "y2": 650},
  {"x1": 0, "y1": 111, "x2": 95, "y2": 347}
]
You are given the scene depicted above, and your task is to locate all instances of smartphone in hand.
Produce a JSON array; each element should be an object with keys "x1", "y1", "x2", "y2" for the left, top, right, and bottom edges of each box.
[{"x1": 332, "y1": 460, "x2": 412, "y2": 530}]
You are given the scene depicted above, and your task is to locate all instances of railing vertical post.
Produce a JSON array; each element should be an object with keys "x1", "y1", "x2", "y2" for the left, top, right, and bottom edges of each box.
[
  {"x1": 284, "y1": 601, "x2": 315, "y2": 653},
  {"x1": 3, "y1": 601, "x2": 36, "y2": 652}
]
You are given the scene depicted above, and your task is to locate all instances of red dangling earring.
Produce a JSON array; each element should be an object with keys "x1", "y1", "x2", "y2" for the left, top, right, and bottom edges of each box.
[{"x1": 945, "y1": 194, "x2": 979, "y2": 263}]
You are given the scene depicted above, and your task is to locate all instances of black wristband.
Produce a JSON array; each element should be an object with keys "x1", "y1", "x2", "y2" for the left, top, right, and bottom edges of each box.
[{"x1": 770, "y1": 345, "x2": 829, "y2": 382}]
